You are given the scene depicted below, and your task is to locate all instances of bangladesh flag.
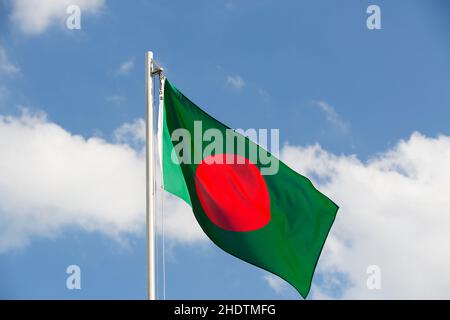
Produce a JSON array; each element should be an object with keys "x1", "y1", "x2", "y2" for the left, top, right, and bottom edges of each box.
[{"x1": 158, "y1": 78, "x2": 339, "y2": 298}]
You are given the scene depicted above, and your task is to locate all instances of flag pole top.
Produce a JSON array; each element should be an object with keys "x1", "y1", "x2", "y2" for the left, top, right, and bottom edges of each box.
[{"x1": 147, "y1": 51, "x2": 164, "y2": 76}]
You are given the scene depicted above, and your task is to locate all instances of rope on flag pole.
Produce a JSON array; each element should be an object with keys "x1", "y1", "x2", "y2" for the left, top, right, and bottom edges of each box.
[
  {"x1": 148, "y1": 56, "x2": 165, "y2": 300},
  {"x1": 153, "y1": 69, "x2": 167, "y2": 300},
  {"x1": 158, "y1": 72, "x2": 167, "y2": 301}
]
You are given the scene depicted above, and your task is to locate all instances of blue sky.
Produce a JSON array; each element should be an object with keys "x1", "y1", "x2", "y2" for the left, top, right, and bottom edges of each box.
[{"x1": 1, "y1": 0, "x2": 450, "y2": 299}]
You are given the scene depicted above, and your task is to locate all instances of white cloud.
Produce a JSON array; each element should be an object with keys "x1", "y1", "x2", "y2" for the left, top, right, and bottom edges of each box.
[
  {"x1": 113, "y1": 118, "x2": 145, "y2": 149},
  {"x1": 226, "y1": 75, "x2": 245, "y2": 90},
  {"x1": 116, "y1": 58, "x2": 134, "y2": 76},
  {"x1": 263, "y1": 274, "x2": 288, "y2": 295},
  {"x1": 0, "y1": 110, "x2": 203, "y2": 252},
  {"x1": 0, "y1": 47, "x2": 20, "y2": 75},
  {"x1": 2, "y1": 108, "x2": 450, "y2": 299},
  {"x1": 106, "y1": 95, "x2": 126, "y2": 105},
  {"x1": 313, "y1": 101, "x2": 349, "y2": 132},
  {"x1": 9, "y1": 0, "x2": 105, "y2": 35},
  {"x1": 281, "y1": 133, "x2": 450, "y2": 299},
  {"x1": 159, "y1": 192, "x2": 207, "y2": 244}
]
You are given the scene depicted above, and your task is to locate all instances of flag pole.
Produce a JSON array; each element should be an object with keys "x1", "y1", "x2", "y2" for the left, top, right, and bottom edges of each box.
[{"x1": 146, "y1": 51, "x2": 156, "y2": 300}]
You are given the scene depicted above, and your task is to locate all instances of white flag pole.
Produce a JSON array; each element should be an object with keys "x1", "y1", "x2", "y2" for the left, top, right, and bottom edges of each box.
[{"x1": 145, "y1": 51, "x2": 156, "y2": 300}]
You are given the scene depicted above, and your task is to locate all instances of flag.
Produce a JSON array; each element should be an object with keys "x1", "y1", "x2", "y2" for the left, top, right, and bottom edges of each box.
[{"x1": 158, "y1": 78, "x2": 339, "y2": 298}]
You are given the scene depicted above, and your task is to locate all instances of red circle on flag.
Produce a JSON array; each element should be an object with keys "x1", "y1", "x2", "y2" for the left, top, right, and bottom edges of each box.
[{"x1": 194, "y1": 154, "x2": 271, "y2": 232}]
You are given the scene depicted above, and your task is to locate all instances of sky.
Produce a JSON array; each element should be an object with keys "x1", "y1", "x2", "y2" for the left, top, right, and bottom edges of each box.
[{"x1": 1, "y1": 0, "x2": 450, "y2": 299}]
